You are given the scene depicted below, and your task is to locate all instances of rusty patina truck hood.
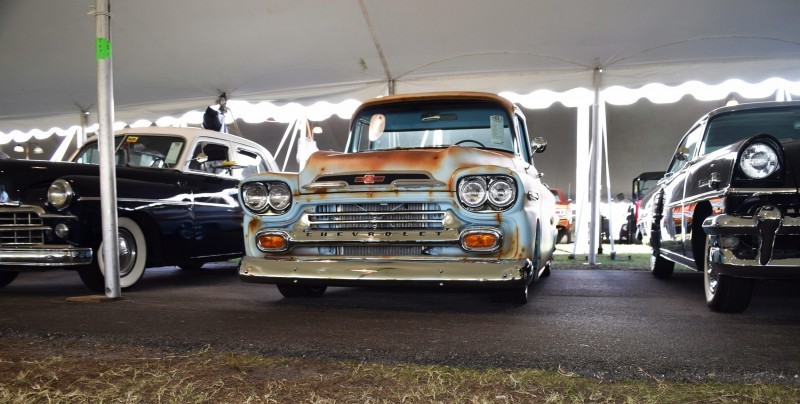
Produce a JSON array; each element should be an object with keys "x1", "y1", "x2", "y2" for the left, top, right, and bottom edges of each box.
[{"x1": 298, "y1": 146, "x2": 522, "y2": 192}]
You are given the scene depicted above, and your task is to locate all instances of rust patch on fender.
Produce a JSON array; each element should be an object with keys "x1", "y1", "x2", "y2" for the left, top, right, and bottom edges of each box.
[{"x1": 247, "y1": 217, "x2": 262, "y2": 235}]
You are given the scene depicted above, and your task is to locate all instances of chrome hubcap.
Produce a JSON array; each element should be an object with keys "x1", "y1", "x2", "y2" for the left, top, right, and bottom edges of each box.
[{"x1": 117, "y1": 229, "x2": 137, "y2": 277}]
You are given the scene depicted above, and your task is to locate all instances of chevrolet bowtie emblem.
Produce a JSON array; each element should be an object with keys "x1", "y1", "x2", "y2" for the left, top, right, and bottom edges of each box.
[{"x1": 354, "y1": 174, "x2": 386, "y2": 184}]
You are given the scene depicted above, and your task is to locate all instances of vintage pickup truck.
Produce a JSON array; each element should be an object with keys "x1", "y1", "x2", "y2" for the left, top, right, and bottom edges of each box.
[{"x1": 238, "y1": 92, "x2": 557, "y2": 304}]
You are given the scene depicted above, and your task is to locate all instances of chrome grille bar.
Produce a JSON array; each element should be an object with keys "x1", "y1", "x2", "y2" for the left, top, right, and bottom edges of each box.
[
  {"x1": 309, "y1": 203, "x2": 445, "y2": 230},
  {"x1": 0, "y1": 209, "x2": 49, "y2": 245}
]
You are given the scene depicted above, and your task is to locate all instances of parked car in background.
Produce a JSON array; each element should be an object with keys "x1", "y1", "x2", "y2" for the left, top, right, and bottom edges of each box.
[
  {"x1": 0, "y1": 127, "x2": 277, "y2": 292},
  {"x1": 619, "y1": 171, "x2": 664, "y2": 244},
  {"x1": 239, "y1": 92, "x2": 557, "y2": 304},
  {"x1": 639, "y1": 101, "x2": 800, "y2": 312},
  {"x1": 551, "y1": 188, "x2": 574, "y2": 243}
]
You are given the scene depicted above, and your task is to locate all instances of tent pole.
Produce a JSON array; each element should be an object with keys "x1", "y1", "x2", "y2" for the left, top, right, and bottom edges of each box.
[
  {"x1": 588, "y1": 66, "x2": 602, "y2": 265},
  {"x1": 601, "y1": 102, "x2": 616, "y2": 258},
  {"x1": 95, "y1": 0, "x2": 121, "y2": 298}
]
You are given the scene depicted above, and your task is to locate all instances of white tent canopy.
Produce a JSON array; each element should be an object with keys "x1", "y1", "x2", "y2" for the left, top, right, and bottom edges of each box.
[{"x1": 2, "y1": 0, "x2": 800, "y2": 136}]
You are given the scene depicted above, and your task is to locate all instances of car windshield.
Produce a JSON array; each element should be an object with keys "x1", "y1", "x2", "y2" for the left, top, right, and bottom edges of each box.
[
  {"x1": 73, "y1": 135, "x2": 186, "y2": 169},
  {"x1": 348, "y1": 101, "x2": 517, "y2": 154},
  {"x1": 635, "y1": 178, "x2": 660, "y2": 199},
  {"x1": 702, "y1": 107, "x2": 800, "y2": 155}
]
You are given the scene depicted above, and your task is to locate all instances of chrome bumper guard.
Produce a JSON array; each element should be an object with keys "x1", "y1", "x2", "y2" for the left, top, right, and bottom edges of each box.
[
  {"x1": 0, "y1": 245, "x2": 93, "y2": 267},
  {"x1": 703, "y1": 205, "x2": 800, "y2": 271},
  {"x1": 239, "y1": 256, "x2": 533, "y2": 289}
]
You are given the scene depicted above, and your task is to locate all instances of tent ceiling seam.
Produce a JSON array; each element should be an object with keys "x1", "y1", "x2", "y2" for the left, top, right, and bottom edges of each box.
[{"x1": 358, "y1": 0, "x2": 392, "y2": 83}]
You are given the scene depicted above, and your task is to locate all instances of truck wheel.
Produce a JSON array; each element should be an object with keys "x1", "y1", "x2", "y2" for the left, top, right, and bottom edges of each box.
[
  {"x1": 704, "y1": 235, "x2": 753, "y2": 313},
  {"x1": 0, "y1": 272, "x2": 18, "y2": 287},
  {"x1": 277, "y1": 284, "x2": 327, "y2": 298},
  {"x1": 78, "y1": 217, "x2": 147, "y2": 293},
  {"x1": 650, "y1": 247, "x2": 674, "y2": 279}
]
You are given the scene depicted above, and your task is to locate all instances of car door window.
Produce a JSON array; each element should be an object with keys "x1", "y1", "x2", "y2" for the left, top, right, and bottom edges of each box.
[
  {"x1": 187, "y1": 141, "x2": 232, "y2": 176},
  {"x1": 234, "y1": 147, "x2": 270, "y2": 179},
  {"x1": 666, "y1": 125, "x2": 703, "y2": 174}
]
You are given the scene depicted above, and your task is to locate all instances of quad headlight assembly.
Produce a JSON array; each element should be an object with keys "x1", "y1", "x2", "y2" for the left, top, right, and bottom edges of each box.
[
  {"x1": 457, "y1": 175, "x2": 517, "y2": 211},
  {"x1": 241, "y1": 181, "x2": 292, "y2": 214}
]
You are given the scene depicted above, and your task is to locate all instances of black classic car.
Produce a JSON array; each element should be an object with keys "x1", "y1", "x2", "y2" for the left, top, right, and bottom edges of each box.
[
  {"x1": 0, "y1": 127, "x2": 277, "y2": 291},
  {"x1": 639, "y1": 101, "x2": 800, "y2": 312}
]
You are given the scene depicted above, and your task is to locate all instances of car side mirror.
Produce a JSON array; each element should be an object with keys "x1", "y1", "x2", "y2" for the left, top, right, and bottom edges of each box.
[
  {"x1": 193, "y1": 152, "x2": 208, "y2": 164},
  {"x1": 531, "y1": 137, "x2": 547, "y2": 154},
  {"x1": 675, "y1": 146, "x2": 689, "y2": 161}
]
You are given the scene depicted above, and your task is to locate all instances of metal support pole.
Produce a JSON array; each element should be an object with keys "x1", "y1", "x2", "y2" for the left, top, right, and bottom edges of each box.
[
  {"x1": 95, "y1": 0, "x2": 121, "y2": 297},
  {"x1": 588, "y1": 66, "x2": 602, "y2": 265},
  {"x1": 78, "y1": 109, "x2": 90, "y2": 148}
]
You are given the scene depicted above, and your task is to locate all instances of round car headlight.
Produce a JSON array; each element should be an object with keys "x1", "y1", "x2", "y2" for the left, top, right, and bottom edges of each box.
[
  {"x1": 488, "y1": 177, "x2": 516, "y2": 208},
  {"x1": 241, "y1": 183, "x2": 269, "y2": 212},
  {"x1": 48, "y1": 179, "x2": 74, "y2": 209},
  {"x1": 458, "y1": 177, "x2": 487, "y2": 208},
  {"x1": 268, "y1": 183, "x2": 292, "y2": 211},
  {"x1": 740, "y1": 143, "x2": 779, "y2": 179}
]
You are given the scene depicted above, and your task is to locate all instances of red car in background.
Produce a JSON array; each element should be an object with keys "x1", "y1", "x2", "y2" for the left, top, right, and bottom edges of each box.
[
  {"x1": 622, "y1": 171, "x2": 665, "y2": 244},
  {"x1": 551, "y1": 189, "x2": 574, "y2": 243}
]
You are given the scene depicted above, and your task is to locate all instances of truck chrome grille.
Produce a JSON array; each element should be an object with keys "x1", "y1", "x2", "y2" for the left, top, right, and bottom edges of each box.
[
  {"x1": 339, "y1": 246, "x2": 423, "y2": 256},
  {"x1": 309, "y1": 203, "x2": 445, "y2": 230},
  {"x1": 0, "y1": 209, "x2": 46, "y2": 245}
]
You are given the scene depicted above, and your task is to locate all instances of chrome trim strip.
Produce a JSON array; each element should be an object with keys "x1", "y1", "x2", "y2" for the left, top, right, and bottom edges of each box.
[
  {"x1": 0, "y1": 205, "x2": 45, "y2": 214},
  {"x1": 725, "y1": 187, "x2": 798, "y2": 195},
  {"x1": 703, "y1": 214, "x2": 800, "y2": 235},
  {"x1": 391, "y1": 179, "x2": 446, "y2": 188},
  {"x1": 302, "y1": 181, "x2": 349, "y2": 190},
  {"x1": 0, "y1": 246, "x2": 93, "y2": 267}
]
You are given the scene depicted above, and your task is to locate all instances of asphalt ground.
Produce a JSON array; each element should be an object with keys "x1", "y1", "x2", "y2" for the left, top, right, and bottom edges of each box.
[{"x1": 1, "y1": 263, "x2": 799, "y2": 383}]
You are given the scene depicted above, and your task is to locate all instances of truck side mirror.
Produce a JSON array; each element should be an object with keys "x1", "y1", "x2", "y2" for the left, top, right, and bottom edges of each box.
[{"x1": 531, "y1": 137, "x2": 547, "y2": 154}]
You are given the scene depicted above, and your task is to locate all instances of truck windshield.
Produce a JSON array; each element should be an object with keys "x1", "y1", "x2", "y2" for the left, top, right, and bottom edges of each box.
[{"x1": 348, "y1": 101, "x2": 517, "y2": 155}]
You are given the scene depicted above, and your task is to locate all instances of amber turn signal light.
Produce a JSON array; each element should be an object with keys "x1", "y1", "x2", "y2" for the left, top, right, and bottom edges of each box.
[
  {"x1": 257, "y1": 233, "x2": 288, "y2": 251},
  {"x1": 461, "y1": 231, "x2": 500, "y2": 251}
]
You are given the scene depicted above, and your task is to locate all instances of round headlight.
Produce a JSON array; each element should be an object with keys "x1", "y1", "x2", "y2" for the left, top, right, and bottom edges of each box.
[
  {"x1": 740, "y1": 143, "x2": 779, "y2": 179},
  {"x1": 458, "y1": 177, "x2": 487, "y2": 208},
  {"x1": 241, "y1": 183, "x2": 269, "y2": 212},
  {"x1": 268, "y1": 183, "x2": 292, "y2": 211},
  {"x1": 488, "y1": 177, "x2": 516, "y2": 208},
  {"x1": 48, "y1": 179, "x2": 74, "y2": 209}
]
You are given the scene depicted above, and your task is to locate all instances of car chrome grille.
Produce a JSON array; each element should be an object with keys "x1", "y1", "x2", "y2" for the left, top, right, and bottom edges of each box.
[
  {"x1": 309, "y1": 203, "x2": 445, "y2": 230},
  {"x1": 0, "y1": 209, "x2": 46, "y2": 245}
]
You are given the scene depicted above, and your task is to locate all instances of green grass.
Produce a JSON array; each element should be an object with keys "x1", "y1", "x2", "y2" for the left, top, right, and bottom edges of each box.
[
  {"x1": 0, "y1": 336, "x2": 797, "y2": 403},
  {"x1": 553, "y1": 243, "x2": 652, "y2": 271}
]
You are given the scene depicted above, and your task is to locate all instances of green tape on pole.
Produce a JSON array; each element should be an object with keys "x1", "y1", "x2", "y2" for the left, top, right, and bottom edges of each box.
[{"x1": 96, "y1": 37, "x2": 112, "y2": 60}]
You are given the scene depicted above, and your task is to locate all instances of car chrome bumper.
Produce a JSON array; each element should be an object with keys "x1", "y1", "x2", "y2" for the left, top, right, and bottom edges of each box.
[
  {"x1": 703, "y1": 206, "x2": 800, "y2": 276},
  {"x1": 0, "y1": 245, "x2": 93, "y2": 267},
  {"x1": 238, "y1": 255, "x2": 533, "y2": 289}
]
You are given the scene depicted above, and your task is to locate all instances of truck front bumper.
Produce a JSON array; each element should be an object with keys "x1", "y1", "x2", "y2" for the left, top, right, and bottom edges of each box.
[{"x1": 239, "y1": 256, "x2": 533, "y2": 289}]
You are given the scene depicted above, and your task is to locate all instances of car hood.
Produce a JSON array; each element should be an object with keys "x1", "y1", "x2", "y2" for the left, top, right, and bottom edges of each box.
[
  {"x1": 298, "y1": 147, "x2": 520, "y2": 192},
  {"x1": 0, "y1": 159, "x2": 93, "y2": 204}
]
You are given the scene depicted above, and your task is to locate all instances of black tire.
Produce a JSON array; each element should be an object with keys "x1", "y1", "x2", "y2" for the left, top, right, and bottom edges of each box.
[
  {"x1": 489, "y1": 286, "x2": 528, "y2": 304},
  {"x1": 78, "y1": 217, "x2": 148, "y2": 293},
  {"x1": 650, "y1": 247, "x2": 674, "y2": 279},
  {"x1": 276, "y1": 284, "x2": 327, "y2": 298},
  {"x1": 0, "y1": 271, "x2": 18, "y2": 288},
  {"x1": 540, "y1": 262, "x2": 551, "y2": 278},
  {"x1": 178, "y1": 263, "x2": 204, "y2": 271},
  {"x1": 704, "y1": 235, "x2": 753, "y2": 313}
]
